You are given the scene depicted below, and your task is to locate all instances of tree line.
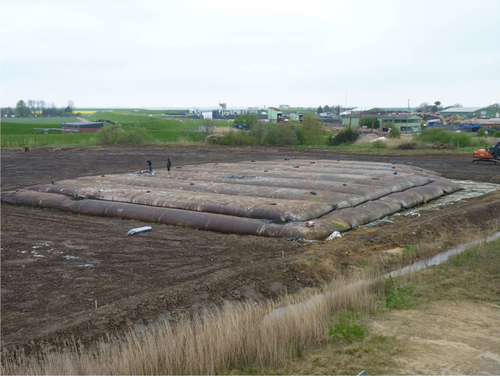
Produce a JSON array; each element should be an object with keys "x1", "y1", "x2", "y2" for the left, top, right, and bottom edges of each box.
[
  {"x1": 2, "y1": 99, "x2": 75, "y2": 117},
  {"x1": 316, "y1": 105, "x2": 343, "y2": 115}
]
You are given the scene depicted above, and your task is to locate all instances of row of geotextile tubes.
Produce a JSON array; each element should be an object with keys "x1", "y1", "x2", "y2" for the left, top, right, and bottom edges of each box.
[{"x1": 2, "y1": 160, "x2": 462, "y2": 239}]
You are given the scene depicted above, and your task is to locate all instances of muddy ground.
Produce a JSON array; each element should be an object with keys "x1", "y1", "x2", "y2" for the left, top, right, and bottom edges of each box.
[{"x1": 2, "y1": 146, "x2": 500, "y2": 352}]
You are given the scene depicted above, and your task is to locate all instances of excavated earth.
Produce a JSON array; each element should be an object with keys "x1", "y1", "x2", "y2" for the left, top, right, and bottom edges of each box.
[{"x1": 2, "y1": 145, "x2": 500, "y2": 352}]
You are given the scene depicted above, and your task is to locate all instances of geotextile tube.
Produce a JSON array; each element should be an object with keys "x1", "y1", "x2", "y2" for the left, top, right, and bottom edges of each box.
[{"x1": 2, "y1": 159, "x2": 463, "y2": 239}]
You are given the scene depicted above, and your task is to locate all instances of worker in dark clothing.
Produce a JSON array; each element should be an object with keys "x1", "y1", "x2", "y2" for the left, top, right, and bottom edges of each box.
[
  {"x1": 167, "y1": 158, "x2": 172, "y2": 174},
  {"x1": 146, "y1": 159, "x2": 152, "y2": 173}
]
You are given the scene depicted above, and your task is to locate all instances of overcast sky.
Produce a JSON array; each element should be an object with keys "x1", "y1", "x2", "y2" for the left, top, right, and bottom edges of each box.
[{"x1": 1, "y1": 0, "x2": 499, "y2": 109}]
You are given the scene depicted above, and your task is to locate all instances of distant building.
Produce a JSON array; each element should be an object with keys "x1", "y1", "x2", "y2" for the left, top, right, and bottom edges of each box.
[
  {"x1": 350, "y1": 107, "x2": 418, "y2": 114},
  {"x1": 342, "y1": 114, "x2": 422, "y2": 133},
  {"x1": 267, "y1": 107, "x2": 283, "y2": 123},
  {"x1": 440, "y1": 107, "x2": 500, "y2": 119},
  {"x1": 201, "y1": 111, "x2": 214, "y2": 120},
  {"x1": 279, "y1": 104, "x2": 290, "y2": 110},
  {"x1": 290, "y1": 113, "x2": 303, "y2": 123},
  {"x1": 226, "y1": 107, "x2": 259, "y2": 115},
  {"x1": 61, "y1": 122, "x2": 104, "y2": 133}
]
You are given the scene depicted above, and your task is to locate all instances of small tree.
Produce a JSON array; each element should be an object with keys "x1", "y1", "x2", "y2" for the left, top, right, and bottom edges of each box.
[
  {"x1": 16, "y1": 100, "x2": 28, "y2": 117},
  {"x1": 234, "y1": 112, "x2": 258, "y2": 129},
  {"x1": 317, "y1": 106, "x2": 323, "y2": 115},
  {"x1": 329, "y1": 127, "x2": 359, "y2": 146},
  {"x1": 27, "y1": 100, "x2": 36, "y2": 115},
  {"x1": 433, "y1": 101, "x2": 441, "y2": 112},
  {"x1": 387, "y1": 127, "x2": 401, "y2": 139},
  {"x1": 249, "y1": 121, "x2": 266, "y2": 145},
  {"x1": 297, "y1": 114, "x2": 326, "y2": 145},
  {"x1": 264, "y1": 124, "x2": 298, "y2": 145},
  {"x1": 360, "y1": 117, "x2": 380, "y2": 129}
]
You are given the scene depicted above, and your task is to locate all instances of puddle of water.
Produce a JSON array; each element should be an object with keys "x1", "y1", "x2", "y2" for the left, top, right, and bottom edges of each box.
[
  {"x1": 386, "y1": 231, "x2": 500, "y2": 279},
  {"x1": 415, "y1": 180, "x2": 500, "y2": 212},
  {"x1": 266, "y1": 232, "x2": 500, "y2": 323},
  {"x1": 366, "y1": 180, "x2": 500, "y2": 227}
]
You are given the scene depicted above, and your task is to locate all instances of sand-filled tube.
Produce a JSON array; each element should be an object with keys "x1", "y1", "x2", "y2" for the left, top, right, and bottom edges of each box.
[
  {"x1": 1, "y1": 191, "x2": 305, "y2": 237},
  {"x1": 25, "y1": 184, "x2": 337, "y2": 221},
  {"x1": 28, "y1": 178, "x2": 369, "y2": 209},
  {"x1": 2, "y1": 160, "x2": 463, "y2": 239}
]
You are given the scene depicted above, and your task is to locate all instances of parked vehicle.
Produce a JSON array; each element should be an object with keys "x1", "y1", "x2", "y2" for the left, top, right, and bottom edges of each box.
[{"x1": 233, "y1": 124, "x2": 248, "y2": 130}]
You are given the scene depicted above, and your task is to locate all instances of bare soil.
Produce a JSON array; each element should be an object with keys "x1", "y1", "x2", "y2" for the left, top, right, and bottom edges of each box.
[
  {"x1": 2, "y1": 146, "x2": 500, "y2": 353},
  {"x1": 372, "y1": 301, "x2": 500, "y2": 375}
]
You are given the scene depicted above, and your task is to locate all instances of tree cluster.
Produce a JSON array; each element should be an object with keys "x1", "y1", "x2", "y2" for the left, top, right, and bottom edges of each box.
[
  {"x1": 220, "y1": 114, "x2": 328, "y2": 146},
  {"x1": 359, "y1": 117, "x2": 381, "y2": 129},
  {"x1": 317, "y1": 105, "x2": 342, "y2": 115},
  {"x1": 419, "y1": 101, "x2": 442, "y2": 113},
  {"x1": 3, "y1": 99, "x2": 75, "y2": 117}
]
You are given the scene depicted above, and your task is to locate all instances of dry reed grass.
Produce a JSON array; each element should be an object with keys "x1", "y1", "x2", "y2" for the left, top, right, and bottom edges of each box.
[
  {"x1": 170, "y1": 137, "x2": 200, "y2": 146},
  {"x1": 213, "y1": 127, "x2": 237, "y2": 134},
  {"x1": 483, "y1": 136, "x2": 500, "y2": 146},
  {"x1": 1, "y1": 273, "x2": 381, "y2": 375}
]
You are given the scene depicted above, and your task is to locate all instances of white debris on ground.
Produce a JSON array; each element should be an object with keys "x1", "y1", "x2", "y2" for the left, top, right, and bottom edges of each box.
[
  {"x1": 326, "y1": 231, "x2": 343, "y2": 241},
  {"x1": 127, "y1": 226, "x2": 152, "y2": 235}
]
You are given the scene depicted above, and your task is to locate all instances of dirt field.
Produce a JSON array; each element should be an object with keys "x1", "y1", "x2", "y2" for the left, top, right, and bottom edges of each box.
[
  {"x1": 372, "y1": 301, "x2": 500, "y2": 375},
  {"x1": 2, "y1": 146, "x2": 500, "y2": 352}
]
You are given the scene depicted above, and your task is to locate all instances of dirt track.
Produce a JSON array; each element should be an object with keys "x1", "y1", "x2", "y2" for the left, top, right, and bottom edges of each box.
[{"x1": 2, "y1": 146, "x2": 500, "y2": 351}]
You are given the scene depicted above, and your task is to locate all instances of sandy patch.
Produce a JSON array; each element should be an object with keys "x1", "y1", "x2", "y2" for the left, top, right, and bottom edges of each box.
[{"x1": 371, "y1": 300, "x2": 500, "y2": 375}]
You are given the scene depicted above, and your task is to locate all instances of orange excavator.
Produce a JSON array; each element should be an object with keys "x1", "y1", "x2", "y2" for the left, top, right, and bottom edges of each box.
[{"x1": 473, "y1": 141, "x2": 500, "y2": 165}]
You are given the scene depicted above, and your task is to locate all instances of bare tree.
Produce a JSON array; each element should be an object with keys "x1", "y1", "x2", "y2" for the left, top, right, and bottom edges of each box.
[{"x1": 27, "y1": 100, "x2": 36, "y2": 115}]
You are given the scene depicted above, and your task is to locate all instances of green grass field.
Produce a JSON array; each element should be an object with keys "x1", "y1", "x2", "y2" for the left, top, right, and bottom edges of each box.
[
  {"x1": 1, "y1": 111, "x2": 233, "y2": 147},
  {"x1": 88, "y1": 110, "x2": 230, "y2": 130},
  {"x1": 1, "y1": 133, "x2": 96, "y2": 148},
  {"x1": 1, "y1": 118, "x2": 98, "y2": 147},
  {"x1": 2, "y1": 116, "x2": 80, "y2": 124}
]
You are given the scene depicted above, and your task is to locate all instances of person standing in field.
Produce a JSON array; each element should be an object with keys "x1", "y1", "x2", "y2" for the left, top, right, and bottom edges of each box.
[
  {"x1": 167, "y1": 157, "x2": 172, "y2": 174},
  {"x1": 146, "y1": 159, "x2": 152, "y2": 173}
]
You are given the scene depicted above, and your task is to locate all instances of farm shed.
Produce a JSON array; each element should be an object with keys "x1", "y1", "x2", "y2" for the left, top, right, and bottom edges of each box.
[
  {"x1": 61, "y1": 122, "x2": 104, "y2": 134},
  {"x1": 342, "y1": 114, "x2": 422, "y2": 133},
  {"x1": 290, "y1": 113, "x2": 303, "y2": 123},
  {"x1": 267, "y1": 107, "x2": 283, "y2": 122},
  {"x1": 440, "y1": 107, "x2": 500, "y2": 119}
]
